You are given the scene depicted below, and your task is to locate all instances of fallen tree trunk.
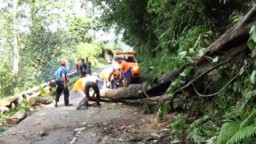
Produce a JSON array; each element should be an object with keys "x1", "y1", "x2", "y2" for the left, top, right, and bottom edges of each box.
[
  {"x1": 28, "y1": 96, "x2": 53, "y2": 106},
  {"x1": 195, "y1": 6, "x2": 256, "y2": 68},
  {"x1": 143, "y1": 65, "x2": 188, "y2": 97},
  {"x1": 6, "y1": 109, "x2": 26, "y2": 125},
  {"x1": 0, "y1": 106, "x2": 10, "y2": 114},
  {"x1": 99, "y1": 85, "x2": 143, "y2": 99},
  {"x1": 0, "y1": 95, "x2": 22, "y2": 108}
]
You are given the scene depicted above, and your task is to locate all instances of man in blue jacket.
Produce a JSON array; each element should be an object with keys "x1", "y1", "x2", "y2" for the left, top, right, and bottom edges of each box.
[{"x1": 55, "y1": 60, "x2": 71, "y2": 107}]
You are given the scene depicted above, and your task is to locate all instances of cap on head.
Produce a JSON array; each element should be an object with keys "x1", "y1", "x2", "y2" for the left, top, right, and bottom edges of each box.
[{"x1": 60, "y1": 60, "x2": 67, "y2": 66}]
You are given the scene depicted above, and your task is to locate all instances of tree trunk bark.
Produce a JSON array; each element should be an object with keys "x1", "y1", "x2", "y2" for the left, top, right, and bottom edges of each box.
[
  {"x1": 0, "y1": 95, "x2": 20, "y2": 108},
  {"x1": 28, "y1": 96, "x2": 53, "y2": 106},
  {"x1": 99, "y1": 85, "x2": 143, "y2": 99},
  {"x1": 12, "y1": 0, "x2": 19, "y2": 77},
  {"x1": 194, "y1": 6, "x2": 256, "y2": 68},
  {"x1": 6, "y1": 109, "x2": 26, "y2": 125}
]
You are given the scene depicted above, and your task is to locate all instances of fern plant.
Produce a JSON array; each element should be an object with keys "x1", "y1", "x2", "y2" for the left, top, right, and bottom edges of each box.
[
  {"x1": 217, "y1": 109, "x2": 256, "y2": 144},
  {"x1": 243, "y1": 89, "x2": 256, "y2": 105},
  {"x1": 157, "y1": 101, "x2": 171, "y2": 119}
]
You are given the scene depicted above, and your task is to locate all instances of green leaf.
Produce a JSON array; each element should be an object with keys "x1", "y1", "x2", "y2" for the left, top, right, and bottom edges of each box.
[
  {"x1": 212, "y1": 56, "x2": 219, "y2": 63},
  {"x1": 227, "y1": 125, "x2": 256, "y2": 144},
  {"x1": 217, "y1": 121, "x2": 240, "y2": 144},
  {"x1": 38, "y1": 86, "x2": 46, "y2": 96},
  {"x1": 249, "y1": 25, "x2": 256, "y2": 42},
  {"x1": 250, "y1": 70, "x2": 256, "y2": 84},
  {"x1": 178, "y1": 51, "x2": 187, "y2": 58},
  {"x1": 247, "y1": 39, "x2": 256, "y2": 50},
  {"x1": 198, "y1": 48, "x2": 204, "y2": 57}
]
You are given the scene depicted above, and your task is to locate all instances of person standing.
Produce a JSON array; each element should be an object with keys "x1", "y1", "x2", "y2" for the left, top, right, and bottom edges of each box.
[
  {"x1": 85, "y1": 57, "x2": 91, "y2": 75},
  {"x1": 79, "y1": 58, "x2": 87, "y2": 77},
  {"x1": 116, "y1": 57, "x2": 132, "y2": 87},
  {"x1": 55, "y1": 60, "x2": 71, "y2": 107},
  {"x1": 72, "y1": 72, "x2": 103, "y2": 109},
  {"x1": 75, "y1": 59, "x2": 81, "y2": 77}
]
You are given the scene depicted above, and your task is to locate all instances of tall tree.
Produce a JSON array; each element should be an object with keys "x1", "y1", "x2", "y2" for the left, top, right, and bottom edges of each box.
[{"x1": 12, "y1": 0, "x2": 19, "y2": 77}]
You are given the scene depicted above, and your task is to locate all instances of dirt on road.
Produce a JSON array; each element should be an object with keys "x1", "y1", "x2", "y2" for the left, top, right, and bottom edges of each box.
[{"x1": 0, "y1": 91, "x2": 173, "y2": 144}]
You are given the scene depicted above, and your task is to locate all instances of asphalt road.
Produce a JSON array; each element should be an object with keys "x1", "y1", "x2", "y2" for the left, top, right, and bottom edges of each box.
[{"x1": 0, "y1": 91, "x2": 146, "y2": 144}]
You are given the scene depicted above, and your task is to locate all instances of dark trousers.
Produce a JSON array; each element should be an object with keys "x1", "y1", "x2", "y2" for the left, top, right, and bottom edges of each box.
[
  {"x1": 80, "y1": 72, "x2": 86, "y2": 77},
  {"x1": 84, "y1": 81, "x2": 100, "y2": 105},
  {"x1": 56, "y1": 82, "x2": 69, "y2": 105}
]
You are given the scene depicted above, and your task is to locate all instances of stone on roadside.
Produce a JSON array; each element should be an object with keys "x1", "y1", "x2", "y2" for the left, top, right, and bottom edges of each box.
[
  {"x1": 0, "y1": 106, "x2": 10, "y2": 114},
  {"x1": 150, "y1": 132, "x2": 161, "y2": 138},
  {"x1": 38, "y1": 130, "x2": 48, "y2": 137},
  {"x1": 74, "y1": 127, "x2": 86, "y2": 132}
]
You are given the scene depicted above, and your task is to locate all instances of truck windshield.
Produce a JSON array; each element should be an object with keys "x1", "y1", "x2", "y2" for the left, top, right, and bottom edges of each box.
[
  {"x1": 123, "y1": 56, "x2": 136, "y2": 62},
  {"x1": 114, "y1": 56, "x2": 136, "y2": 62}
]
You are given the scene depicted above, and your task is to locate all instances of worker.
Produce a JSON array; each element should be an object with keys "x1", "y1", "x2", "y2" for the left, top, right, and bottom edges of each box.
[
  {"x1": 75, "y1": 58, "x2": 81, "y2": 77},
  {"x1": 79, "y1": 58, "x2": 87, "y2": 77},
  {"x1": 108, "y1": 66, "x2": 122, "y2": 89},
  {"x1": 72, "y1": 72, "x2": 103, "y2": 109},
  {"x1": 54, "y1": 60, "x2": 70, "y2": 107},
  {"x1": 116, "y1": 57, "x2": 132, "y2": 87},
  {"x1": 99, "y1": 66, "x2": 121, "y2": 89},
  {"x1": 85, "y1": 57, "x2": 92, "y2": 75}
]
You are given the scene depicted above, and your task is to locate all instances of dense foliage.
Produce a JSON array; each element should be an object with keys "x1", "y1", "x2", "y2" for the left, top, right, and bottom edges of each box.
[{"x1": 92, "y1": 0, "x2": 256, "y2": 143}]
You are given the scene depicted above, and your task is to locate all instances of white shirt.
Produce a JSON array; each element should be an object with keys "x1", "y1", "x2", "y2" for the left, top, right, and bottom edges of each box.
[{"x1": 82, "y1": 75, "x2": 103, "y2": 89}]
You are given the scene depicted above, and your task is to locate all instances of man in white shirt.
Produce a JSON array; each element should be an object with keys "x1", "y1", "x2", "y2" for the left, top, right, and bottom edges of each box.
[{"x1": 72, "y1": 72, "x2": 103, "y2": 109}]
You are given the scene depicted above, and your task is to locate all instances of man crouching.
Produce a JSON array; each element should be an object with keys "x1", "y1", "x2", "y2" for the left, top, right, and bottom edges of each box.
[{"x1": 72, "y1": 72, "x2": 103, "y2": 109}]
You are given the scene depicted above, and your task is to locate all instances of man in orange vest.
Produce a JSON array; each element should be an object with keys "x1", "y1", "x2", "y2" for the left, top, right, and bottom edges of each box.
[{"x1": 116, "y1": 57, "x2": 132, "y2": 87}]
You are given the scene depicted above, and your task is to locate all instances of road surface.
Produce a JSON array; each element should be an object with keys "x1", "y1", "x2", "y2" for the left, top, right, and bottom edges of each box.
[{"x1": 0, "y1": 91, "x2": 171, "y2": 144}]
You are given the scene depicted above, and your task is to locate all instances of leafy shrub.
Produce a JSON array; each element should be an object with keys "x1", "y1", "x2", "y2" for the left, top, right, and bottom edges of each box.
[
  {"x1": 186, "y1": 115, "x2": 218, "y2": 144},
  {"x1": 38, "y1": 86, "x2": 47, "y2": 97},
  {"x1": 0, "y1": 64, "x2": 15, "y2": 97},
  {"x1": 177, "y1": 26, "x2": 212, "y2": 64},
  {"x1": 170, "y1": 114, "x2": 189, "y2": 133},
  {"x1": 157, "y1": 101, "x2": 171, "y2": 119}
]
